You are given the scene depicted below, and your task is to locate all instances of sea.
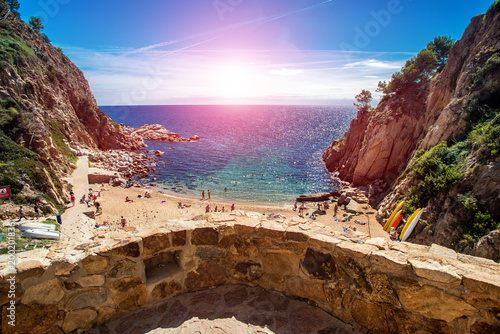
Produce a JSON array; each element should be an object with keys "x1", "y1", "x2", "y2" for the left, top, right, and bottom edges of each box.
[{"x1": 101, "y1": 105, "x2": 356, "y2": 205}]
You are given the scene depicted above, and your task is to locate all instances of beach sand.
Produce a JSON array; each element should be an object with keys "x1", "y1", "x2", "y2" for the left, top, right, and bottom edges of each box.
[{"x1": 89, "y1": 183, "x2": 389, "y2": 241}]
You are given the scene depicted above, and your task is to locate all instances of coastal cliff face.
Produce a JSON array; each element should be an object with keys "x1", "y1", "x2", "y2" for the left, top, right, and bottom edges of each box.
[
  {"x1": 0, "y1": 16, "x2": 145, "y2": 206},
  {"x1": 323, "y1": 6, "x2": 500, "y2": 258}
]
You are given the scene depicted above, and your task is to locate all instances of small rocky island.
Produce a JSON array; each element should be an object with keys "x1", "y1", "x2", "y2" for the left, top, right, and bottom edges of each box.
[{"x1": 131, "y1": 124, "x2": 200, "y2": 142}]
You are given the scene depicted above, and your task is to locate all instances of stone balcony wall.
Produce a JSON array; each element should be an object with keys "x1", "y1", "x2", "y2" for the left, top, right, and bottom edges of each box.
[{"x1": 1, "y1": 220, "x2": 499, "y2": 333}]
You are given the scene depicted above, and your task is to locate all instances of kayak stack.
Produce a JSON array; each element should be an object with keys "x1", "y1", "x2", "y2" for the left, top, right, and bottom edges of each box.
[{"x1": 384, "y1": 201, "x2": 424, "y2": 241}]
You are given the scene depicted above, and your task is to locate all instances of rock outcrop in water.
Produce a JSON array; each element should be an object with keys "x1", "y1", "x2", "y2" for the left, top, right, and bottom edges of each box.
[
  {"x1": 0, "y1": 14, "x2": 145, "y2": 206},
  {"x1": 132, "y1": 124, "x2": 200, "y2": 142},
  {"x1": 323, "y1": 4, "x2": 500, "y2": 259}
]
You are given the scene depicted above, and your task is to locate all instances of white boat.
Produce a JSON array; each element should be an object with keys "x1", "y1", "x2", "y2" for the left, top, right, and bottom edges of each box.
[
  {"x1": 21, "y1": 229, "x2": 60, "y2": 240},
  {"x1": 17, "y1": 222, "x2": 57, "y2": 231}
]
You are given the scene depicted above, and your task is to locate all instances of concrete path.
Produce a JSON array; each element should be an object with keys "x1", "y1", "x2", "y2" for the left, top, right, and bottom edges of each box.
[
  {"x1": 86, "y1": 285, "x2": 361, "y2": 334},
  {"x1": 60, "y1": 156, "x2": 95, "y2": 244}
]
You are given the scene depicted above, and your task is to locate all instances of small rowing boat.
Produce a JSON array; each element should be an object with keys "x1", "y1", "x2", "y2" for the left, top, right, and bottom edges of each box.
[
  {"x1": 17, "y1": 222, "x2": 56, "y2": 231},
  {"x1": 21, "y1": 229, "x2": 60, "y2": 240}
]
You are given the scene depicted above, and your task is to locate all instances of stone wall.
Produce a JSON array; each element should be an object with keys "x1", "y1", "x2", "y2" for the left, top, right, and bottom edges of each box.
[{"x1": 1, "y1": 221, "x2": 499, "y2": 333}]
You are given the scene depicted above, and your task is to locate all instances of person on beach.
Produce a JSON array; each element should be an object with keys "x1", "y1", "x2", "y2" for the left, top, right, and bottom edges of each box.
[
  {"x1": 390, "y1": 227, "x2": 398, "y2": 241},
  {"x1": 202, "y1": 190, "x2": 205, "y2": 201},
  {"x1": 231, "y1": 204, "x2": 235, "y2": 212},
  {"x1": 299, "y1": 203, "x2": 305, "y2": 216},
  {"x1": 95, "y1": 202, "x2": 102, "y2": 215},
  {"x1": 70, "y1": 192, "x2": 76, "y2": 207},
  {"x1": 214, "y1": 206, "x2": 218, "y2": 212},
  {"x1": 121, "y1": 216, "x2": 127, "y2": 228},
  {"x1": 205, "y1": 204, "x2": 210, "y2": 213},
  {"x1": 293, "y1": 201, "x2": 297, "y2": 211},
  {"x1": 80, "y1": 195, "x2": 86, "y2": 204},
  {"x1": 18, "y1": 206, "x2": 27, "y2": 221},
  {"x1": 208, "y1": 190, "x2": 211, "y2": 200},
  {"x1": 125, "y1": 196, "x2": 132, "y2": 202},
  {"x1": 222, "y1": 207, "x2": 225, "y2": 213},
  {"x1": 34, "y1": 203, "x2": 40, "y2": 217}
]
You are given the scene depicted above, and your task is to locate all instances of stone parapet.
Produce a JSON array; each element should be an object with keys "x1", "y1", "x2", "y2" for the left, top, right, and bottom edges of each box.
[{"x1": 1, "y1": 222, "x2": 499, "y2": 333}]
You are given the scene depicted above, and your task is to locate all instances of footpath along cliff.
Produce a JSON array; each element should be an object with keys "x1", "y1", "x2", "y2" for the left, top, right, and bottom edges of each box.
[{"x1": 323, "y1": 3, "x2": 500, "y2": 260}]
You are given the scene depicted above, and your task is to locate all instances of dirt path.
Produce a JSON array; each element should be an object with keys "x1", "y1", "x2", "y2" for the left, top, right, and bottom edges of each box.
[{"x1": 60, "y1": 156, "x2": 94, "y2": 244}]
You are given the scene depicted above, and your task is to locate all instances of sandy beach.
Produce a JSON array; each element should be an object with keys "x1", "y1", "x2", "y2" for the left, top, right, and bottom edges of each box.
[{"x1": 86, "y1": 178, "x2": 389, "y2": 242}]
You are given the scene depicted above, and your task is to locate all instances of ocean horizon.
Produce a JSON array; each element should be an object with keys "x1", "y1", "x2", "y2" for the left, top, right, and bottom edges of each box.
[{"x1": 101, "y1": 105, "x2": 357, "y2": 204}]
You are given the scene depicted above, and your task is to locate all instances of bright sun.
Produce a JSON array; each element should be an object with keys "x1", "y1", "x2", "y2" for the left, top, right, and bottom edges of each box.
[{"x1": 215, "y1": 64, "x2": 260, "y2": 99}]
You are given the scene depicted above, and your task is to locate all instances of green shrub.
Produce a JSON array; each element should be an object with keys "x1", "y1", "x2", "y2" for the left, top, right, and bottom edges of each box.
[
  {"x1": 456, "y1": 192, "x2": 497, "y2": 240},
  {"x1": 403, "y1": 142, "x2": 465, "y2": 216},
  {"x1": 467, "y1": 112, "x2": 500, "y2": 160},
  {"x1": 49, "y1": 121, "x2": 77, "y2": 164},
  {"x1": 469, "y1": 51, "x2": 500, "y2": 90}
]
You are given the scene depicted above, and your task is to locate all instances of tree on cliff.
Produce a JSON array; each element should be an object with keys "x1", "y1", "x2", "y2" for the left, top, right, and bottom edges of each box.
[
  {"x1": 6, "y1": 0, "x2": 19, "y2": 18},
  {"x1": 377, "y1": 47, "x2": 437, "y2": 99},
  {"x1": 427, "y1": 36, "x2": 455, "y2": 73},
  {"x1": 354, "y1": 90, "x2": 374, "y2": 114},
  {"x1": 29, "y1": 16, "x2": 44, "y2": 33}
]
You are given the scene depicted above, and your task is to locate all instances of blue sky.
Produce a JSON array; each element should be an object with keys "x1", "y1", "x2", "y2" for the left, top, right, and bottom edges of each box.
[{"x1": 19, "y1": 0, "x2": 494, "y2": 105}]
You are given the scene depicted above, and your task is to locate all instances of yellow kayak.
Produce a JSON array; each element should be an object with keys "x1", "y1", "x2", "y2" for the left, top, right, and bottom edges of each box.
[
  {"x1": 400, "y1": 208, "x2": 421, "y2": 241},
  {"x1": 383, "y1": 201, "x2": 404, "y2": 231},
  {"x1": 385, "y1": 209, "x2": 402, "y2": 232}
]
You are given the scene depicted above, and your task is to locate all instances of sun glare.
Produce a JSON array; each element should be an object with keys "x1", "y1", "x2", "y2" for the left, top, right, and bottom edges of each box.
[{"x1": 215, "y1": 63, "x2": 261, "y2": 99}]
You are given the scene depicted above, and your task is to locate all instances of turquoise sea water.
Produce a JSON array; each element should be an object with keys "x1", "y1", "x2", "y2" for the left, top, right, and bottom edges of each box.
[{"x1": 101, "y1": 105, "x2": 356, "y2": 204}]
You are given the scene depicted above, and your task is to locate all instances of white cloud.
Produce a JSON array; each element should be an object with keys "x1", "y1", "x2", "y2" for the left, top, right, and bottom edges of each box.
[
  {"x1": 270, "y1": 68, "x2": 304, "y2": 76},
  {"x1": 344, "y1": 59, "x2": 403, "y2": 70}
]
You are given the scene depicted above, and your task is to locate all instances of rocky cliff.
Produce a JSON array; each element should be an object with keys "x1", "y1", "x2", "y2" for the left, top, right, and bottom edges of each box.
[
  {"x1": 0, "y1": 14, "x2": 145, "y2": 208},
  {"x1": 323, "y1": 4, "x2": 500, "y2": 259}
]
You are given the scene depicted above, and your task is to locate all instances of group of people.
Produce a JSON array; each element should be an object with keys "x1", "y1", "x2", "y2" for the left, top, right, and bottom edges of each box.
[
  {"x1": 293, "y1": 199, "x2": 339, "y2": 218},
  {"x1": 201, "y1": 190, "x2": 211, "y2": 201},
  {"x1": 205, "y1": 203, "x2": 235, "y2": 213},
  {"x1": 79, "y1": 188, "x2": 102, "y2": 214},
  {"x1": 18, "y1": 204, "x2": 41, "y2": 221}
]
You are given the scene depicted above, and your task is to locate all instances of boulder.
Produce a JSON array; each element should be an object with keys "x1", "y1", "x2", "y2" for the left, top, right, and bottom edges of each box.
[
  {"x1": 296, "y1": 192, "x2": 332, "y2": 202},
  {"x1": 474, "y1": 229, "x2": 500, "y2": 262},
  {"x1": 112, "y1": 177, "x2": 127, "y2": 187}
]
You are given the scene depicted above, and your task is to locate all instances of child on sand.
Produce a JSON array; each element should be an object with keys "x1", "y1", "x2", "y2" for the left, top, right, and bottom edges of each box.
[
  {"x1": 121, "y1": 216, "x2": 127, "y2": 228},
  {"x1": 390, "y1": 227, "x2": 398, "y2": 241}
]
